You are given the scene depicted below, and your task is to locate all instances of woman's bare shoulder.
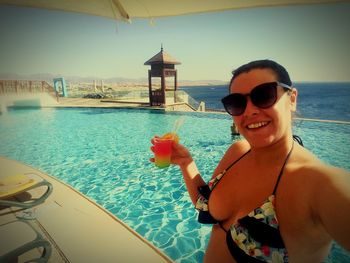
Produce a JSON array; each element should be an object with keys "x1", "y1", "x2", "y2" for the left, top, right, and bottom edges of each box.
[
  {"x1": 224, "y1": 139, "x2": 250, "y2": 161},
  {"x1": 228, "y1": 138, "x2": 250, "y2": 152},
  {"x1": 286, "y1": 147, "x2": 350, "y2": 224},
  {"x1": 291, "y1": 145, "x2": 349, "y2": 188},
  {"x1": 291, "y1": 147, "x2": 350, "y2": 248},
  {"x1": 211, "y1": 139, "x2": 250, "y2": 178}
]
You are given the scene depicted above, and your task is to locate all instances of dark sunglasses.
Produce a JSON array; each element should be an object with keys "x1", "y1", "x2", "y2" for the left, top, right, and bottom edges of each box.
[{"x1": 221, "y1": 82, "x2": 292, "y2": 116}]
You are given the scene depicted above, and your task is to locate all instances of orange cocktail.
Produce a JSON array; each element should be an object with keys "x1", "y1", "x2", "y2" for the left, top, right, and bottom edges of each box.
[{"x1": 153, "y1": 133, "x2": 179, "y2": 168}]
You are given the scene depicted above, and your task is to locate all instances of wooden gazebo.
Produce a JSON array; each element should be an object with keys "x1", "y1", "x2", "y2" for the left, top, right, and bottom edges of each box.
[{"x1": 144, "y1": 47, "x2": 181, "y2": 106}]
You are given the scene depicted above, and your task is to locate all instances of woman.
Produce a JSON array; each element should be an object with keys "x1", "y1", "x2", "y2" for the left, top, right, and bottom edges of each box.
[{"x1": 151, "y1": 59, "x2": 350, "y2": 262}]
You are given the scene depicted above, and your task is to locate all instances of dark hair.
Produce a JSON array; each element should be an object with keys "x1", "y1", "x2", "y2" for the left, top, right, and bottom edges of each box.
[{"x1": 229, "y1": 59, "x2": 292, "y2": 89}]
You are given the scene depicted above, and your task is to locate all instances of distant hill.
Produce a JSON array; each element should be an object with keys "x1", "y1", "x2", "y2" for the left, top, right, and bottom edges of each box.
[{"x1": 0, "y1": 73, "x2": 227, "y2": 86}]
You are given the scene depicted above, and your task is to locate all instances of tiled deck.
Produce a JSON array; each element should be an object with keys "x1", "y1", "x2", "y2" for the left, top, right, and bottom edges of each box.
[{"x1": 0, "y1": 157, "x2": 172, "y2": 263}]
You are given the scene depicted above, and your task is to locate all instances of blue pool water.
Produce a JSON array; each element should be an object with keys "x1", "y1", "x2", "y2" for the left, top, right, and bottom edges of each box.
[{"x1": 0, "y1": 108, "x2": 349, "y2": 262}]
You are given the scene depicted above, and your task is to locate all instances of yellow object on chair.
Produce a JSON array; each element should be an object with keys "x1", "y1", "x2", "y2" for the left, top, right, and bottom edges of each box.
[
  {"x1": 0, "y1": 174, "x2": 37, "y2": 198},
  {"x1": 0, "y1": 174, "x2": 53, "y2": 208}
]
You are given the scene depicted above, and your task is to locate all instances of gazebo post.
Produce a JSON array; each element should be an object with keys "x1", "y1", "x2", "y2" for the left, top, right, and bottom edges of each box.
[
  {"x1": 174, "y1": 71, "x2": 177, "y2": 103},
  {"x1": 161, "y1": 68, "x2": 166, "y2": 105},
  {"x1": 148, "y1": 70, "x2": 153, "y2": 106}
]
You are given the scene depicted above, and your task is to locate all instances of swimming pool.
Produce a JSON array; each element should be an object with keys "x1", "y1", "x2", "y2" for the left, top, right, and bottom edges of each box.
[{"x1": 0, "y1": 108, "x2": 349, "y2": 262}]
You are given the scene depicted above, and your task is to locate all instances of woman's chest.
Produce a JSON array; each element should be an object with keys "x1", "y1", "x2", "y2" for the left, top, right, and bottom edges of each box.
[{"x1": 207, "y1": 173, "x2": 275, "y2": 225}]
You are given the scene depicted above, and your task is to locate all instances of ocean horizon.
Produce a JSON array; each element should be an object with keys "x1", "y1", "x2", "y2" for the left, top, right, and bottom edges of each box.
[{"x1": 180, "y1": 82, "x2": 350, "y2": 122}]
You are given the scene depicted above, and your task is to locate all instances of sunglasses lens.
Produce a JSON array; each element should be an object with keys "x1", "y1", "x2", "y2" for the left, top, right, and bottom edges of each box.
[
  {"x1": 222, "y1": 94, "x2": 246, "y2": 116},
  {"x1": 251, "y1": 82, "x2": 277, "y2": 108},
  {"x1": 221, "y1": 82, "x2": 279, "y2": 116}
]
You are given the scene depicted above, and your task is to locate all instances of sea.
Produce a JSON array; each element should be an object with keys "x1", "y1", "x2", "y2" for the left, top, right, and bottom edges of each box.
[{"x1": 180, "y1": 82, "x2": 350, "y2": 122}]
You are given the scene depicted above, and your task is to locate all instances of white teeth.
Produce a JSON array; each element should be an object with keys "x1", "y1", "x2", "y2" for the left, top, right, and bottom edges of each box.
[{"x1": 247, "y1": 122, "x2": 268, "y2": 129}]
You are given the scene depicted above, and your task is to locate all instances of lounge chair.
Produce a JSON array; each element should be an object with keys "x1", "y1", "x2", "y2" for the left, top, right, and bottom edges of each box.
[
  {"x1": 0, "y1": 219, "x2": 52, "y2": 262},
  {"x1": 0, "y1": 173, "x2": 53, "y2": 208},
  {"x1": 0, "y1": 173, "x2": 53, "y2": 262}
]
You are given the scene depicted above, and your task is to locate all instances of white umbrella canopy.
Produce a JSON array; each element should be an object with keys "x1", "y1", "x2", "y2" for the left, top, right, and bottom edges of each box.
[{"x1": 0, "y1": 0, "x2": 348, "y2": 22}]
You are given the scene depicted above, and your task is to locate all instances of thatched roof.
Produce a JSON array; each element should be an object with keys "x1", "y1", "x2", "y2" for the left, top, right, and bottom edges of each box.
[{"x1": 144, "y1": 48, "x2": 181, "y2": 65}]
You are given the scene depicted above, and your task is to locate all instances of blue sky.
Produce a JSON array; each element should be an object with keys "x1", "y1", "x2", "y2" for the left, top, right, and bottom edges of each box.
[{"x1": 0, "y1": 3, "x2": 349, "y2": 82}]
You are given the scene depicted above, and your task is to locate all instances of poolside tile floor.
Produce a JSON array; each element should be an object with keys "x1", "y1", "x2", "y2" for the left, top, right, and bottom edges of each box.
[{"x1": 0, "y1": 157, "x2": 172, "y2": 263}]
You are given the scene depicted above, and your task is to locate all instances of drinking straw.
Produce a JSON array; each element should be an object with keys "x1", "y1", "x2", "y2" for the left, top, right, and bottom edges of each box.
[{"x1": 172, "y1": 117, "x2": 185, "y2": 135}]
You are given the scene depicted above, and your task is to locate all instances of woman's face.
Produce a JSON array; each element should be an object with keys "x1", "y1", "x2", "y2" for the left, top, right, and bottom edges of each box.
[{"x1": 230, "y1": 68, "x2": 297, "y2": 148}]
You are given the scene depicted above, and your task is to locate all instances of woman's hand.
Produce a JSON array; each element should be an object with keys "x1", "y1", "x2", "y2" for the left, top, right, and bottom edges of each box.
[{"x1": 150, "y1": 136, "x2": 193, "y2": 168}]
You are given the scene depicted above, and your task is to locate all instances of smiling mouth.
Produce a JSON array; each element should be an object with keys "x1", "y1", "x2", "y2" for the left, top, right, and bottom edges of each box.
[{"x1": 246, "y1": 121, "x2": 269, "y2": 129}]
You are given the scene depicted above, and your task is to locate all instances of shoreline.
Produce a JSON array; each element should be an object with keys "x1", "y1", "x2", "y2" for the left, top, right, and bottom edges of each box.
[
  {"x1": 1, "y1": 93, "x2": 349, "y2": 125},
  {"x1": 1, "y1": 83, "x2": 350, "y2": 125}
]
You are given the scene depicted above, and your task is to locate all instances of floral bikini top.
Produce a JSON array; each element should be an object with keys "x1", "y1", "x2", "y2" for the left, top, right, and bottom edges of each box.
[{"x1": 195, "y1": 142, "x2": 295, "y2": 263}]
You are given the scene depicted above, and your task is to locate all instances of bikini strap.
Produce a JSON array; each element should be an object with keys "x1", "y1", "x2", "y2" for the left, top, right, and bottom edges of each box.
[
  {"x1": 293, "y1": 135, "x2": 304, "y2": 147},
  {"x1": 272, "y1": 141, "x2": 294, "y2": 195},
  {"x1": 225, "y1": 149, "x2": 251, "y2": 174},
  {"x1": 210, "y1": 149, "x2": 251, "y2": 190}
]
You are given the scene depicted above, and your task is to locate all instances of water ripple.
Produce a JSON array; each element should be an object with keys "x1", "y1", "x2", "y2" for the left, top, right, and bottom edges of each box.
[{"x1": 0, "y1": 108, "x2": 349, "y2": 262}]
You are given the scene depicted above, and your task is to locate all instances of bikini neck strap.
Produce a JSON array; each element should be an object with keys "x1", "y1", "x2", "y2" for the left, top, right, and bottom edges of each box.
[{"x1": 272, "y1": 140, "x2": 295, "y2": 195}]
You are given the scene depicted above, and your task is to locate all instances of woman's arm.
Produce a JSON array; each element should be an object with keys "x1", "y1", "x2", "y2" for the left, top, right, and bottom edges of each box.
[
  {"x1": 150, "y1": 138, "x2": 206, "y2": 205},
  {"x1": 174, "y1": 138, "x2": 250, "y2": 205},
  {"x1": 178, "y1": 156, "x2": 206, "y2": 205},
  {"x1": 150, "y1": 137, "x2": 249, "y2": 205},
  {"x1": 313, "y1": 165, "x2": 350, "y2": 251}
]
